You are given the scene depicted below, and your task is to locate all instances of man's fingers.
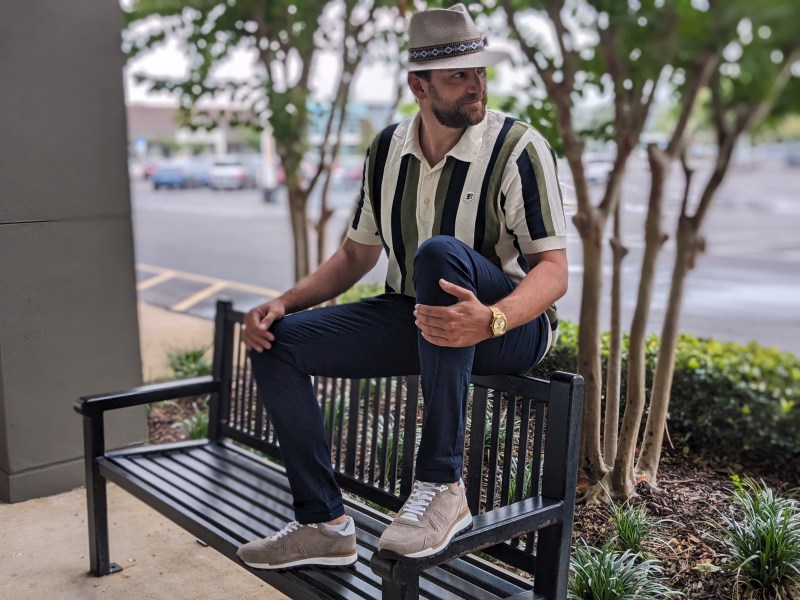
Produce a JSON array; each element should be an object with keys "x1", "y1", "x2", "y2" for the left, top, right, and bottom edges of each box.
[
  {"x1": 415, "y1": 318, "x2": 447, "y2": 337},
  {"x1": 420, "y1": 329, "x2": 452, "y2": 347},
  {"x1": 244, "y1": 333, "x2": 273, "y2": 352},
  {"x1": 438, "y1": 279, "x2": 475, "y2": 301},
  {"x1": 243, "y1": 311, "x2": 278, "y2": 352}
]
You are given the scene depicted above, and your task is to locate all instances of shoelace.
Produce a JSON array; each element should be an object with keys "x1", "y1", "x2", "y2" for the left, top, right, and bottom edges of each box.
[
  {"x1": 270, "y1": 521, "x2": 315, "y2": 540},
  {"x1": 400, "y1": 481, "x2": 448, "y2": 522}
]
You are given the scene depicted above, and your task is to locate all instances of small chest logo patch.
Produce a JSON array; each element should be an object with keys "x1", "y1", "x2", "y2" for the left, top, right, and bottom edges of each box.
[{"x1": 463, "y1": 192, "x2": 475, "y2": 202}]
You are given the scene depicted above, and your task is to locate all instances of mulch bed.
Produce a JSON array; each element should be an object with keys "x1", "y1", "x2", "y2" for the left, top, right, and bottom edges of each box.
[
  {"x1": 147, "y1": 396, "x2": 206, "y2": 444},
  {"x1": 574, "y1": 450, "x2": 799, "y2": 598},
  {"x1": 148, "y1": 405, "x2": 796, "y2": 597}
]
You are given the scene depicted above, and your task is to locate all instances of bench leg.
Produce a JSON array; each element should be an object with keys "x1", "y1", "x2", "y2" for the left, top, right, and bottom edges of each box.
[
  {"x1": 533, "y1": 523, "x2": 569, "y2": 599},
  {"x1": 381, "y1": 578, "x2": 419, "y2": 600},
  {"x1": 83, "y1": 415, "x2": 122, "y2": 576}
]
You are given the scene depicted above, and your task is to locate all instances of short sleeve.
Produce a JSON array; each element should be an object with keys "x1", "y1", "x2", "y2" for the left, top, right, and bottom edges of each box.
[
  {"x1": 346, "y1": 148, "x2": 382, "y2": 246},
  {"x1": 502, "y1": 132, "x2": 567, "y2": 254}
]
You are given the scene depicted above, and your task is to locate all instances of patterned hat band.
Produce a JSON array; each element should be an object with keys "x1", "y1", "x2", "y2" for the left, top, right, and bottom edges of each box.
[{"x1": 408, "y1": 36, "x2": 487, "y2": 63}]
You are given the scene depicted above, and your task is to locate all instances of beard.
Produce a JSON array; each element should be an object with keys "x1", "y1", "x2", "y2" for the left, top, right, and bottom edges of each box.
[{"x1": 429, "y1": 84, "x2": 487, "y2": 129}]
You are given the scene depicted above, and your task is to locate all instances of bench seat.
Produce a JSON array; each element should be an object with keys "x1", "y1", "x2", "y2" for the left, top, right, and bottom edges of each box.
[{"x1": 101, "y1": 439, "x2": 546, "y2": 600}]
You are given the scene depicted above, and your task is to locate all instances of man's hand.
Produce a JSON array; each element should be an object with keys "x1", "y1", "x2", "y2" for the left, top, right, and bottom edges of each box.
[
  {"x1": 414, "y1": 279, "x2": 493, "y2": 347},
  {"x1": 242, "y1": 299, "x2": 287, "y2": 352}
]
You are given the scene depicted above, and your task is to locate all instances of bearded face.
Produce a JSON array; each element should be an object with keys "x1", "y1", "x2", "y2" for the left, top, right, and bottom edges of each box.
[{"x1": 427, "y1": 80, "x2": 487, "y2": 129}]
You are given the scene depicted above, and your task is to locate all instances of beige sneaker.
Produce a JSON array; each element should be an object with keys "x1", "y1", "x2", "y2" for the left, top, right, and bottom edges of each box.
[
  {"x1": 237, "y1": 517, "x2": 358, "y2": 569},
  {"x1": 378, "y1": 480, "x2": 472, "y2": 558}
]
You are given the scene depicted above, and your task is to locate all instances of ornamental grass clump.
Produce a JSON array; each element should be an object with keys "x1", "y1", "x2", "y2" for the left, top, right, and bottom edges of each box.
[
  {"x1": 608, "y1": 500, "x2": 670, "y2": 558},
  {"x1": 166, "y1": 346, "x2": 212, "y2": 379},
  {"x1": 181, "y1": 404, "x2": 209, "y2": 440},
  {"x1": 718, "y1": 477, "x2": 800, "y2": 599},
  {"x1": 568, "y1": 541, "x2": 683, "y2": 599}
]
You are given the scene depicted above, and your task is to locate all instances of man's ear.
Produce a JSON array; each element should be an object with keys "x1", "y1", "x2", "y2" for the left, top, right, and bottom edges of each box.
[{"x1": 408, "y1": 73, "x2": 426, "y2": 101}]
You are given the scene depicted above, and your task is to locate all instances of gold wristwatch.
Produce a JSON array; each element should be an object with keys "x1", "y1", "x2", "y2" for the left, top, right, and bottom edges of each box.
[{"x1": 489, "y1": 305, "x2": 508, "y2": 337}]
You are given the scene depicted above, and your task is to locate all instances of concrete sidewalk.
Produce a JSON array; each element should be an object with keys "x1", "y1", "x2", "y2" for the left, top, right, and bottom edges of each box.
[{"x1": 0, "y1": 303, "x2": 290, "y2": 600}]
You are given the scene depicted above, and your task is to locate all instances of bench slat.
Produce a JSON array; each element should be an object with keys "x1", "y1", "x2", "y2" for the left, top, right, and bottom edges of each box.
[
  {"x1": 149, "y1": 453, "x2": 294, "y2": 526},
  {"x1": 111, "y1": 456, "x2": 268, "y2": 539}
]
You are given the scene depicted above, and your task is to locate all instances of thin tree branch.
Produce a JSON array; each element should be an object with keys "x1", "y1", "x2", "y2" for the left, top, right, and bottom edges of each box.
[
  {"x1": 741, "y1": 46, "x2": 800, "y2": 133},
  {"x1": 545, "y1": 0, "x2": 578, "y2": 87},
  {"x1": 501, "y1": 0, "x2": 550, "y2": 73},
  {"x1": 679, "y1": 150, "x2": 694, "y2": 219},
  {"x1": 666, "y1": 53, "x2": 719, "y2": 159},
  {"x1": 709, "y1": 72, "x2": 727, "y2": 148},
  {"x1": 695, "y1": 45, "x2": 800, "y2": 227}
]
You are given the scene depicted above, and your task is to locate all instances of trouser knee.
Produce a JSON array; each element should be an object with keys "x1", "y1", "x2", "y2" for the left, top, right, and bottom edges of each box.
[
  {"x1": 248, "y1": 347, "x2": 282, "y2": 376},
  {"x1": 414, "y1": 236, "x2": 473, "y2": 304}
]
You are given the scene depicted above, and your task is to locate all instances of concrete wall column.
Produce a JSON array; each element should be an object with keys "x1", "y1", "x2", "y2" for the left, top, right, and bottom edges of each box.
[{"x1": 0, "y1": 0, "x2": 146, "y2": 502}]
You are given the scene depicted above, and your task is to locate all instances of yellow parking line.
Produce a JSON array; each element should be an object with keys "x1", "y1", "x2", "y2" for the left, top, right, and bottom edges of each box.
[
  {"x1": 137, "y1": 270, "x2": 176, "y2": 292},
  {"x1": 170, "y1": 281, "x2": 229, "y2": 312},
  {"x1": 136, "y1": 263, "x2": 283, "y2": 299}
]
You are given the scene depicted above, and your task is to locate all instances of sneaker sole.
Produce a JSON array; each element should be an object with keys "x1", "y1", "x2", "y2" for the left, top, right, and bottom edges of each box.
[
  {"x1": 242, "y1": 552, "x2": 358, "y2": 570},
  {"x1": 401, "y1": 511, "x2": 474, "y2": 559}
]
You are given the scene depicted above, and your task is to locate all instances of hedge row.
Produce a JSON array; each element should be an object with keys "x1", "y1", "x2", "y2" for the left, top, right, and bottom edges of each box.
[{"x1": 531, "y1": 321, "x2": 800, "y2": 467}]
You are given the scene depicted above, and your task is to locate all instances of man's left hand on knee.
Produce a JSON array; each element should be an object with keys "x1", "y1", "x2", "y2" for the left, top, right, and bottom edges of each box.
[{"x1": 414, "y1": 279, "x2": 493, "y2": 347}]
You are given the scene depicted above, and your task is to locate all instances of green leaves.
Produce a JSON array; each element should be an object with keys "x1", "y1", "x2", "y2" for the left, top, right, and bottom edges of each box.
[
  {"x1": 568, "y1": 541, "x2": 684, "y2": 599},
  {"x1": 718, "y1": 478, "x2": 800, "y2": 599},
  {"x1": 166, "y1": 346, "x2": 212, "y2": 379}
]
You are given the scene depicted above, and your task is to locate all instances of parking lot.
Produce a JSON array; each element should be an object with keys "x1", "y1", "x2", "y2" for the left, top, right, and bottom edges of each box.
[{"x1": 132, "y1": 154, "x2": 800, "y2": 354}]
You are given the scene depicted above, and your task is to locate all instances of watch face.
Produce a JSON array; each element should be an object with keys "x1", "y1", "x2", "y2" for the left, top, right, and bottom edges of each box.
[{"x1": 494, "y1": 317, "x2": 507, "y2": 334}]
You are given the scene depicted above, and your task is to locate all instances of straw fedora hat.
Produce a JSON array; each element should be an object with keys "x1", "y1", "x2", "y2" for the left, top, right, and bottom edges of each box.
[{"x1": 407, "y1": 3, "x2": 508, "y2": 72}]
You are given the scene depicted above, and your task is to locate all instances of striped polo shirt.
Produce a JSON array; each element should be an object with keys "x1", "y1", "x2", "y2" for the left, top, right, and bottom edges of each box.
[{"x1": 348, "y1": 109, "x2": 567, "y2": 298}]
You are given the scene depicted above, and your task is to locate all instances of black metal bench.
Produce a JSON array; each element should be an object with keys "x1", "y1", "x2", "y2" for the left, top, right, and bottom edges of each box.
[{"x1": 75, "y1": 300, "x2": 583, "y2": 599}]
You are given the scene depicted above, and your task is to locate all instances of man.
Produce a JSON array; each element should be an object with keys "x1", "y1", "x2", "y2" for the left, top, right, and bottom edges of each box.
[{"x1": 237, "y1": 3, "x2": 567, "y2": 569}]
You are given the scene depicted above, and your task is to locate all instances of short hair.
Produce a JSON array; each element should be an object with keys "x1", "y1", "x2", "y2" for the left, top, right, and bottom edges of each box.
[{"x1": 412, "y1": 70, "x2": 431, "y2": 82}]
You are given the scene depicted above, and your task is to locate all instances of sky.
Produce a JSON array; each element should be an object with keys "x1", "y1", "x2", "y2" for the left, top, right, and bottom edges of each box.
[
  {"x1": 122, "y1": 7, "x2": 552, "y2": 109},
  {"x1": 124, "y1": 40, "x2": 404, "y2": 106}
]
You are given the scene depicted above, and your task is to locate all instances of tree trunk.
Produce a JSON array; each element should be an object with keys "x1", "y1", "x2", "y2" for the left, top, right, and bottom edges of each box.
[
  {"x1": 604, "y1": 203, "x2": 627, "y2": 467},
  {"x1": 636, "y1": 214, "x2": 698, "y2": 482},
  {"x1": 287, "y1": 185, "x2": 311, "y2": 282},
  {"x1": 315, "y1": 174, "x2": 335, "y2": 268},
  {"x1": 609, "y1": 145, "x2": 669, "y2": 497},
  {"x1": 574, "y1": 207, "x2": 608, "y2": 481}
]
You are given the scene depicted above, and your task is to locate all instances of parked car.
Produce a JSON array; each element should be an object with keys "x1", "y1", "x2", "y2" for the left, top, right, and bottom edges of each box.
[
  {"x1": 152, "y1": 161, "x2": 203, "y2": 189},
  {"x1": 208, "y1": 157, "x2": 258, "y2": 190},
  {"x1": 141, "y1": 159, "x2": 164, "y2": 180}
]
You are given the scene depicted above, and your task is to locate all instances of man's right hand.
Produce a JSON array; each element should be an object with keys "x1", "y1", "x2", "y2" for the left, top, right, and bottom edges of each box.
[{"x1": 243, "y1": 299, "x2": 286, "y2": 352}]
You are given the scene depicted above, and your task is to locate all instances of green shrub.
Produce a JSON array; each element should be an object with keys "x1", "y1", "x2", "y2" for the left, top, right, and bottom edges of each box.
[
  {"x1": 568, "y1": 541, "x2": 683, "y2": 599},
  {"x1": 669, "y1": 337, "x2": 799, "y2": 466},
  {"x1": 336, "y1": 282, "x2": 385, "y2": 304},
  {"x1": 166, "y1": 346, "x2": 212, "y2": 379},
  {"x1": 718, "y1": 477, "x2": 800, "y2": 599},
  {"x1": 531, "y1": 321, "x2": 800, "y2": 468},
  {"x1": 181, "y1": 405, "x2": 209, "y2": 440}
]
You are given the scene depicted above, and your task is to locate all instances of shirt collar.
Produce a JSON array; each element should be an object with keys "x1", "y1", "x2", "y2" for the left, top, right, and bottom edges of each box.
[{"x1": 401, "y1": 111, "x2": 488, "y2": 166}]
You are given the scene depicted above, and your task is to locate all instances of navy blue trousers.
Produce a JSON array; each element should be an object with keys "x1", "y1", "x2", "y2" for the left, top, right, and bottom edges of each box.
[{"x1": 249, "y1": 236, "x2": 549, "y2": 523}]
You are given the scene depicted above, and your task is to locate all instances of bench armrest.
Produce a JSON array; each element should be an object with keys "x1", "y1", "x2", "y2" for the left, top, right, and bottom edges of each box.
[
  {"x1": 372, "y1": 496, "x2": 564, "y2": 578},
  {"x1": 74, "y1": 376, "x2": 219, "y2": 416}
]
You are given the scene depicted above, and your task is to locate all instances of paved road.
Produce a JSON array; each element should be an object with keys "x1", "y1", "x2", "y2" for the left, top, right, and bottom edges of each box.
[{"x1": 132, "y1": 155, "x2": 800, "y2": 354}]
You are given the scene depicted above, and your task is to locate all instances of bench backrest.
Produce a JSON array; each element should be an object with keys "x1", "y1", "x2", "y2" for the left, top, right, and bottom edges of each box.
[{"x1": 208, "y1": 301, "x2": 582, "y2": 575}]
